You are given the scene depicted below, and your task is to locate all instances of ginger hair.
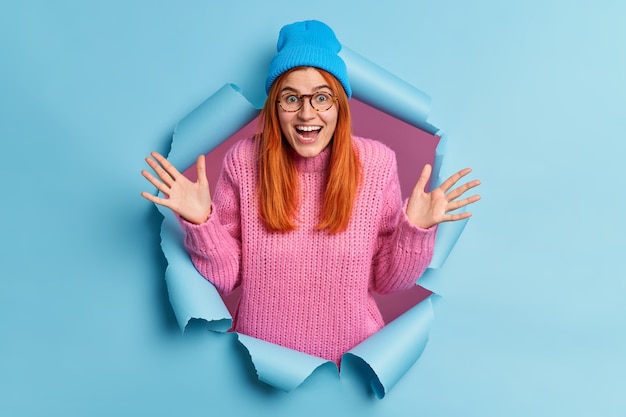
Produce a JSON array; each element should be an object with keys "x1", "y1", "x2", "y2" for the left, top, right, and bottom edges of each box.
[{"x1": 257, "y1": 67, "x2": 360, "y2": 233}]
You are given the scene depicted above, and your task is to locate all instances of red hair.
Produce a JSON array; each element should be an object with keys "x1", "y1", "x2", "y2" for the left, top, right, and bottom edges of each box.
[{"x1": 257, "y1": 68, "x2": 360, "y2": 233}]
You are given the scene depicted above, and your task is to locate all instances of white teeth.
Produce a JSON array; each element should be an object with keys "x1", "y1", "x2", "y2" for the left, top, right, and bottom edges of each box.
[{"x1": 296, "y1": 126, "x2": 321, "y2": 132}]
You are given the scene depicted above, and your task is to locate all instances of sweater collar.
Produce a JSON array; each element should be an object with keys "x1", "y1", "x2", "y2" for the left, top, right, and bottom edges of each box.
[{"x1": 291, "y1": 144, "x2": 332, "y2": 173}]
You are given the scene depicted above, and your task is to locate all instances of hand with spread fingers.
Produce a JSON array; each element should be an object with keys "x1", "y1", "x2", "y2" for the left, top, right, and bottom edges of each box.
[
  {"x1": 406, "y1": 164, "x2": 481, "y2": 230},
  {"x1": 141, "y1": 152, "x2": 212, "y2": 225}
]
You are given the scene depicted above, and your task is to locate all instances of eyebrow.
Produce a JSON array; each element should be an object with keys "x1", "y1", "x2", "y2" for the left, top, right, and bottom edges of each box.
[{"x1": 279, "y1": 85, "x2": 333, "y2": 95}]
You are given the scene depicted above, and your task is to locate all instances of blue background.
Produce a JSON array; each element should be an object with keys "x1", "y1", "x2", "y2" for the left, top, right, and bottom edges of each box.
[{"x1": 2, "y1": 1, "x2": 625, "y2": 416}]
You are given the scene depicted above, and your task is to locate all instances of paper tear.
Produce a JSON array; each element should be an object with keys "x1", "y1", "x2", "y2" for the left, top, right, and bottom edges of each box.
[
  {"x1": 159, "y1": 204, "x2": 232, "y2": 331},
  {"x1": 340, "y1": 46, "x2": 437, "y2": 135},
  {"x1": 169, "y1": 83, "x2": 260, "y2": 171},
  {"x1": 157, "y1": 48, "x2": 467, "y2": 398},
  {"x1": 237, "y1": 334, "x2": 336, "y2": 392},
  {"x1": 418, "y1": 133, "x2": 471, "y2": 293},
  {"x1": 342, "y1": 297, "x2": 434, "y2": 399}
]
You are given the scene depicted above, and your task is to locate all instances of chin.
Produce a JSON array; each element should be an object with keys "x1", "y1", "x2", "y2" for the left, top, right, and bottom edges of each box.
[
  {"x1": 289, "y1": 136, "x2": 332, "y2": 158},
  {"x1": 293, "y1": 142, "x2": 327, "y2": 158}
]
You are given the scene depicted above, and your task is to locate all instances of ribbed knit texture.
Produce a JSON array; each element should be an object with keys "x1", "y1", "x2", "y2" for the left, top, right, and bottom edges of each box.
[{"x1": 179, "y1": 136, "x2": 436, "y2": 364}]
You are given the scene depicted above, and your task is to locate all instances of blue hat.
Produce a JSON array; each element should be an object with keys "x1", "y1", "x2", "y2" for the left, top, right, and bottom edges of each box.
[{"x1": 265, "y1": 20, "x2": 352, "y2": 99}]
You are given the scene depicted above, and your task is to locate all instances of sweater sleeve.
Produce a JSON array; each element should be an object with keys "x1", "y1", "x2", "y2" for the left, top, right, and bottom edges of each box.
[
  {"x1": 370, "y1": 151, "x2": 437, "y2": 295},
  {"x1": 177, "y1": 147, "x2": 243, "y2": 295}
]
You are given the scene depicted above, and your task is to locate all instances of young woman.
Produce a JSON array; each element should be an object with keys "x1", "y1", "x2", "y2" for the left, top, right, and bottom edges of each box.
[{"x1": 141, "y1": 20, "x2": 480, "y2": 364}]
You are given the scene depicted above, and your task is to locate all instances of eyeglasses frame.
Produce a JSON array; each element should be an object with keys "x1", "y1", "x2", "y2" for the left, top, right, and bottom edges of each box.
[{"x1": 276, "y1": 92, "x2": 338, "y2": 113}]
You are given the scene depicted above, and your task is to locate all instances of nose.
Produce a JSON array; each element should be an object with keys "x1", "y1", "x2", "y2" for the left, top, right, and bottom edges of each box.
[{"x1": 297, "y1": 98, "x2": 316, "y2": 119}]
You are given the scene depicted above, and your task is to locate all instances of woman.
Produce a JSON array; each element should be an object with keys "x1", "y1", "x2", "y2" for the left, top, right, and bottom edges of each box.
[{"x1": 141, "y1": 20, "x2": 480, "y2": 364}]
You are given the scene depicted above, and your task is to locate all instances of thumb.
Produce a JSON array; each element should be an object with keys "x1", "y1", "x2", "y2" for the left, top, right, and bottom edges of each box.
[
  {"x1": 413, "y1": 163, "x2": 432, "y2": 194},
  {"x1": 196, "y1": 154, "x2": 209, "y2": 185}
]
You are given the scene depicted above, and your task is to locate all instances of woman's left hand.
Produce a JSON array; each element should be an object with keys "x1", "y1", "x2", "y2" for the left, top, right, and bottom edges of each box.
[{"x1": 406, "y1": 164, "x2": 481, "y2": 229}]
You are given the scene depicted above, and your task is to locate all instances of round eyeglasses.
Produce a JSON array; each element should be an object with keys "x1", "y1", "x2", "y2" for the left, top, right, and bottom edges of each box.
[{"x1": 277, "y1": 92, "x2": 337, "y2": 112}]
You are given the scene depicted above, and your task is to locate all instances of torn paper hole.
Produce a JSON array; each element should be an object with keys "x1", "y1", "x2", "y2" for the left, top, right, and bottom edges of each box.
[{"x1": 156, "y1": 48, "x2": 468, "y2": 398}]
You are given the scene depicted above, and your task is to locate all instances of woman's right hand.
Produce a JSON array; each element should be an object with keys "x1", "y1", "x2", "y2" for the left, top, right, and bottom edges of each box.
[{"x1": 141, "y1": 152, "x2": 212, "y2": 225}]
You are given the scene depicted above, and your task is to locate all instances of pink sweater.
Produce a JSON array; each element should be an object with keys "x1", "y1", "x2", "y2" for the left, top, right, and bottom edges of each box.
[{"x1": 179, "y1": 136, "x2": 436, "y2": 364}]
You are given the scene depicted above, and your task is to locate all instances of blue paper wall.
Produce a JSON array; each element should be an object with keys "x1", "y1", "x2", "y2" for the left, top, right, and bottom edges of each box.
[{"x1": 2, "y1": 1, "x2": 625, "y2": 416}]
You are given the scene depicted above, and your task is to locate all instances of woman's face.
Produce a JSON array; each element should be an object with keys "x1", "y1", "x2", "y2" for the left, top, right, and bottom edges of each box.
[{"x1": 277, "y1": 67, "x2": 339, "y2": 158}]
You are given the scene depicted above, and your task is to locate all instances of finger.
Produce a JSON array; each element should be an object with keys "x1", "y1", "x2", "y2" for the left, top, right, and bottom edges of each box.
[
  {"x1": 151, "y1": 152, "x2": 183, "y2": 182},
  {"x1": 141, "y1": 169, "x2": 171, "y2": 196},
  {"x1": 439, "y1": 168, "x2": 472, "y2": 193},
  {"x1": 413, "y1": 164, "x2": 432, "y2": 194},
  {"x1": 443, "y1": 211, "x2": 473, "y2": 223},
  {"x1": 196, "y1": 154, "x2": 209, "y2": 185},
  {"x1": 140, "y1": 190, "x2": 171, "y2": 208},
  {"x1": 446, "y1": 194, "x2": 481, "y2": 212},
  {"x1": 446, "y1": 179, "x2": 481, "y2": 201},
  {"x1": 145, "y1": 156, "x2": 176, "y2": 186}
]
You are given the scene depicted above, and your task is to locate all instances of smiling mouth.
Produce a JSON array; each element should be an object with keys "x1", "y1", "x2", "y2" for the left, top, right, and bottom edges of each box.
[{"x1": 295, "y1": 125, "x2": 321, "y2": 141}]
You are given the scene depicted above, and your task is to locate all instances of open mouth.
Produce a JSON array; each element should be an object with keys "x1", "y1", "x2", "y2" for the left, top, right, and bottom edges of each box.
[{"x1": 295, "y1": 125, "x2": 321, "y2": 141}]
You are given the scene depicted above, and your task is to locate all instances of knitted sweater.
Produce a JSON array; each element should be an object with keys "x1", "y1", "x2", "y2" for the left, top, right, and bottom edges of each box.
[{"x1": 179, "y1": 136, "x2": 436, "y2": 364}]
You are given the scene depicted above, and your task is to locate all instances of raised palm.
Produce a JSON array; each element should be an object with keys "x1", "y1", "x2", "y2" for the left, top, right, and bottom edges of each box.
[
  {"x1": 141, "y1": 152, "x2": 212, "y2": 225},
  {"x1": 406, "y1": 164, "x2": 481, "y2": 229}
]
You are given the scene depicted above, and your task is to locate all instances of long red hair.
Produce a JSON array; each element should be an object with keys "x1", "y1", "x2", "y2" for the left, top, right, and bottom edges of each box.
[{"x1": 257, "y1": 67, "x2": 360, "y2": 233}]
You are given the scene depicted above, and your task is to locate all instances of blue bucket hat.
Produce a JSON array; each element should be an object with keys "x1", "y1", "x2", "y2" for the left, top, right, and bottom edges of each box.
[{"x1": 265, "y1": 20, "x2": 352, "y2": 99}]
